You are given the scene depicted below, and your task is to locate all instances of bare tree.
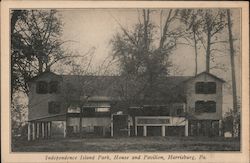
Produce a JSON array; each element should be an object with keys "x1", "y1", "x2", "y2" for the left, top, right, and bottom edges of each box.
[
  {"x1": 110, "y1": 9, "x2": 181, "y2": 135},
  {"x1": 178, "y1": 9, "x2": 203, "y2": 75},
  {"x1": 226, "y1": 9, "x2": 239, "y2": 138},
  {"x1": 200, "y1": 9, "x2": 227, "y2": 72},
  {"x1": 11, "y1": 9, "x2": 66, "y2": 95}
]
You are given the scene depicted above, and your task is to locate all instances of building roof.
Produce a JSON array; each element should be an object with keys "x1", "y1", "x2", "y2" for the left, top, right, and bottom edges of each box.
[{"x1": 29, "y1": 71, "x2": 225, "y2": 103}]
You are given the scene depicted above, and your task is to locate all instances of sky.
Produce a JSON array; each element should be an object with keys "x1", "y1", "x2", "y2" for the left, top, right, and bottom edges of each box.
[{"x1": 55, "y1": 8, "x2": 241, "y2": 114}]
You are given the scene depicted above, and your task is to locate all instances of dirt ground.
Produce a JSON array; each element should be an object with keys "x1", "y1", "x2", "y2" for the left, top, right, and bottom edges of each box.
[{"x1": 12, "y1": 136, "x2": 240, "y2": 152}]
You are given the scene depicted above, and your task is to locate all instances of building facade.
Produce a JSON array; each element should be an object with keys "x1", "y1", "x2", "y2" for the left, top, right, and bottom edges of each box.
[{"x1": 27, "y1": 71, "x2": 224, "y2": 140}]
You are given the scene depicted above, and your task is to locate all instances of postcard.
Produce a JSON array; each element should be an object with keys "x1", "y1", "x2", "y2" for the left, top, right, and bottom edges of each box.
[{"x1": 1, "y1": 1, "x2": 249, "y2": 163}]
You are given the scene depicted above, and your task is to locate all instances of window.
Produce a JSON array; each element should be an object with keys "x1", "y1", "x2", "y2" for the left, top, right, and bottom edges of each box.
[
  {"x1": 195, "y1": 82, "x2": 204, "y2": 94},
  {"x1": 195, "y1": 82, "x2": 216, "y2": 94},
  {"x1": 206, "y1": 101, "x2": 216, "y2": 112},
  {"x1": 49, "y1": 81, "x2": 59, "y2": 93},
  {"x1": 67, "y1": 106, "x2": 81, "y2": 113},
  {"x1": 95, "y1": 108, "x2": 110, "y2": 112},
  {"x1": 207, "y1": 82, "x2": 216, "y2": 94},
  {"x1": 195, "y1": 101, "x2": 216, "y2": 113},
  {"x1": 48, "y1": 101, "x2": 61, "y2": 114},
  {"x1": 82, "y1": 107, "x2": 95, "y2": 116},
  {"x1": 36, "y1": 81, "x2": 48, "y2": 94}
]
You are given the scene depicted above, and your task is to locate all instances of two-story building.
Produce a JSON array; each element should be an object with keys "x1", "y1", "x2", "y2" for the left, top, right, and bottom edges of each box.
[{"x1": 26, "y1": 71, "x2": 224, "y2": 140}]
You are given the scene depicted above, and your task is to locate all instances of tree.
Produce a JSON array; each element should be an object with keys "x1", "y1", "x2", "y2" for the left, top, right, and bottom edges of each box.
[
  {"x1": 10, "y1": 9, "x2": 67, "y2": 141},
  {"x1": 200, "y1": 9, "x2": 227, "y2": 72},
  {"x1": 226, "y1": 9, "x2": 238, "y2": 138},
  {"x1": 179, "y1": 9, "x2": 203, "y2": 75},
  {"x1": 11, "y1": 9, "x2": 64, "y2": 95},
  {"x1": 111, "y1": 9, "x2": 181, "y2": 135},
  {"x1": 111, "y1": 9, "x2": 181, "y2": 99}
]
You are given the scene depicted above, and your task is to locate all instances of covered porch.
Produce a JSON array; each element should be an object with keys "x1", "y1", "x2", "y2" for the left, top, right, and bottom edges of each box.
[{"x1": 27, "y1": 114, "x2": 66, "y2": 141}]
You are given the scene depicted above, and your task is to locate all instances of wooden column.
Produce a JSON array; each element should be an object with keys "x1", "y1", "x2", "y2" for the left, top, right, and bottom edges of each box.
[
  {"x1": 44, "y1": 122, "x2": 48, "y2": 139},
  {"x1": 197, "y1": 121, "x2": 200, "y2": 136},
  {"x1": 161, "y1": 125, "x2": 165, "y2": 136},
  {"x1": 135, "y1": 126, "x2": 137, "y2": 136},
  {"x1": 134, "y1": 117, "x2": 137, "y2": 136},
  {"x1": 48, "y1": 122, "x2": 51, "y2": 138},
  {"x1": 63, "y1": 121, "x2": 67, "y2": 138},
  {"x1": 36, "y1": 123, "x2": 40, "y2": 139},
  {"x1": 128, "y1": 119, "x2": 130, "y2": 137},
  {"x1": 32, "y1": 122, "x2": 36, "y2": 140},
  {"x1": 42, "y1": 122, "x2": 45, "y2": 138},
  {"x1": 111, "y1": 115, "x2": 113, "y2": 137},
  {"x1": 143, "y1": 126, "x2": 147, "y2": 137},
  {"x1": 79, "y1": 109, "x2": 83, "y2": 134},
  {"x1": 185, "y1": 120, "x2": 189, "y2": 136},
  {"x1": 219, "y1": 120, "x2": 222, "y2": 137},
  {"x1": 28, "y1": 122, "x2": 31, "y2": 141}
]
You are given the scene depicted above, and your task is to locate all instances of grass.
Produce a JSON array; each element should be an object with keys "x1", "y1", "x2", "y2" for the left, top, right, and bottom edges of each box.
[{"x1": 12, "y1": 136, "x2": 240, "y2": 152}]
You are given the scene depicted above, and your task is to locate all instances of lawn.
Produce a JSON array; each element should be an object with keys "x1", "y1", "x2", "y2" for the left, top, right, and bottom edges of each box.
[{"x1": 12, "y1": 136, "x2": 240, "y2": 152}]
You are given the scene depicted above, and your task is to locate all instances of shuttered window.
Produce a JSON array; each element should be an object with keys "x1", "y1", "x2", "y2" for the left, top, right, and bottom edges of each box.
[
  {"x1": 195, "y1": 101, "x2": 216, "y2": 113},
  {"x1": 195, "y1": 82, "x2": 216, "y2": 94}
]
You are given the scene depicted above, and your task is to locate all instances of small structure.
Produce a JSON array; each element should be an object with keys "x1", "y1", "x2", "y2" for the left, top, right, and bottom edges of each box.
[{"x1": 27, "y1": 71, "x2": 224, "y2": 140}]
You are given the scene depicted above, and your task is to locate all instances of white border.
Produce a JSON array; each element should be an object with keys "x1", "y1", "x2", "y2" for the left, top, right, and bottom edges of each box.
[{"x1": 1, "y1": 1, "x2": 249, "y2": 163}]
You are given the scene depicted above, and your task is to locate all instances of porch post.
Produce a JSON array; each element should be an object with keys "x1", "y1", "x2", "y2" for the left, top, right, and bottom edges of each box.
[
  {"x1": 28, "y1": 122, "x2": 31, "y2": 141},
  {"x1": 219, "y1": 120, "x2": 222, "y2": 136},
  {"x1": 185, "y1": 119, "x2": 189, "y2": 136},
  {"x1": 134, "y1": 117, "x2": 137, "y2": 136},
  {"x1": 128, "y1": 119, "x2": 130, "y2": 137},
  {"x1": 161, "y1": 125, "x2": 165, "y2": 136},
  {"x1": 63, "y1": 121, "x2": 67, "y2": 138},
  {"x1": 36, "y1": 122, "x2": 40, "y2": 139},
  {"x1": 32, "y1": 122, "x2": 35, "y2": 140},
  {"x1": 42, "y1": 122, "x2": 45, "y2": 138},
  {"x1": 143, "y1": 125, "x2": 147, "y2": 136},
  {"x1": 44, "y1": 122, "x2": 47, "y2": 138},
  {"x1": 111, "y1": 114, "x2": 113, "y2": 137},
  {"x1": 48, "y1": 122, "x2": 51, "y2": 138},
  {"x1": 197, "y1": 121, "x2": 200, "y2": 136}
]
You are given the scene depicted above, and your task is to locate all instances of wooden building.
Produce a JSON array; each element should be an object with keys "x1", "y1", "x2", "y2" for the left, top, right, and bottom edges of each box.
[{"x1": 27, "y1": 71, "x2": 224, "y2": 140}]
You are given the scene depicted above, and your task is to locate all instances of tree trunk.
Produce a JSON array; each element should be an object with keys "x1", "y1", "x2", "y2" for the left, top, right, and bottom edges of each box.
[
  {"x1": 227, "y1": 9, "x2": 238, "y2": 138},
  {"x1": 193, "y1": 28, "x2": 198, "y2": 75},
  {"x1": 206, "y1": 28, "x2": 211, "y2": 72},
  {"x1": 38, "y1": 58, "x2": 43, "y2": 74}
]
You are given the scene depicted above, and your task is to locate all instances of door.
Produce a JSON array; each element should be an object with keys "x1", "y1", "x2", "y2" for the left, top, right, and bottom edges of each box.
[{"x1": 113, "y1": 115, "x2": 129, "y2": 137}]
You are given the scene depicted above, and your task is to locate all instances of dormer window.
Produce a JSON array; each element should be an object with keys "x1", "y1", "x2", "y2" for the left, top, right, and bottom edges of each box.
[
  {"x1": 49, "y1": 81, "x2": 59, "y2": 93},
  {"x1": 36, "y1": 81, "x2": 48, "y2": 94},
  {"x1": 195, "y1": 82, "x2": 216, "y2": 94}
]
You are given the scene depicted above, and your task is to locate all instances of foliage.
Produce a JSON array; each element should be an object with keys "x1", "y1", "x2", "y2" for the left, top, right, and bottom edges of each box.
[
  {"x1": 111, "y1": 9, "x2": 181, "y2": 101},
  {"x1": 178, "y1": 9, "x2": 228, "y2": 73},
  {"x1": 11, "y1": 93, "x2": 28, "y2": 143},
  {"x1": 11, "y1": 9, "x2": 64, "y2": 95},
  {"x1": 222, "y1": 108, "x2": 240, "y2": 133}
]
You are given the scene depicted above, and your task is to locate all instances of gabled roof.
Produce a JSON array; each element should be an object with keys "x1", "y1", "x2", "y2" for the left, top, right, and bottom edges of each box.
[
  {"x1": 183, "y1": 71, "x2": 225, "y2": 83},
  {"x1": 28, "y1": 71, "x2": 225, "y2": 103}
]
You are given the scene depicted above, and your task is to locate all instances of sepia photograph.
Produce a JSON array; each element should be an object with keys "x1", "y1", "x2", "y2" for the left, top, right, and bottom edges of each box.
[{"x1": 1, "y1": 1, "x2": 249, "y2": 163}]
